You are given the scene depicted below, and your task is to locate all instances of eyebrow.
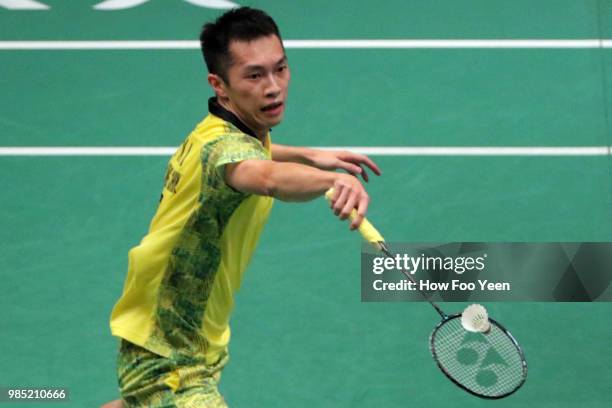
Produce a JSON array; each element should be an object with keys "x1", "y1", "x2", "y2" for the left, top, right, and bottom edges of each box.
[{"x1": 243, "y1": 56, "x2": 288, "y2": 72}]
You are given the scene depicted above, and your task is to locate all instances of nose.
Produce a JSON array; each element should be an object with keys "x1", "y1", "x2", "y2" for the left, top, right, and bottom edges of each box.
[{"x1": 264, "y1": 73, "x2": 281, "y2": 99}]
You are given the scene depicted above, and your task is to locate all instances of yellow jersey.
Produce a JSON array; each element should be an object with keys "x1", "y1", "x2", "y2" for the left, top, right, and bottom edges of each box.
[{"x1": 110, "y1": 98, "x2": 273, "y2": 364}]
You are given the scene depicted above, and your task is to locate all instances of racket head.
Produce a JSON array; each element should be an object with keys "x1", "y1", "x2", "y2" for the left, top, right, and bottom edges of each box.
[{"x1": 429, "y1": 314, "x2": 527, "y2": 399}]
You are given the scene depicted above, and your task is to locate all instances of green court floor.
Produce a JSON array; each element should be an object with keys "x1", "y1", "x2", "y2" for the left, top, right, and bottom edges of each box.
[{"x1": 1, "y1": 1, "x2": 611, "y2": 407}]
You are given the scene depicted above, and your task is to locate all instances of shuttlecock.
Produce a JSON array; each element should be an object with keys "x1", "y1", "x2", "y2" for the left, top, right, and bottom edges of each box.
[{"x1": 461, "y1": 304, "x2": 491, "y2": 333}]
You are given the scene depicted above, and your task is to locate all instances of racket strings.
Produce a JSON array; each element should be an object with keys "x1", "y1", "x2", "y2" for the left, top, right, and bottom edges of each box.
[{"x1": 431, "y1": 318, "x2": 525, "y2": 397}]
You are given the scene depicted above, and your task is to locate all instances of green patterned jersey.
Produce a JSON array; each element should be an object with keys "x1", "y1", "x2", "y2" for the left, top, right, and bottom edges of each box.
[{"x1": 110, "y1": 99, "x2": 273, "y2": 364}]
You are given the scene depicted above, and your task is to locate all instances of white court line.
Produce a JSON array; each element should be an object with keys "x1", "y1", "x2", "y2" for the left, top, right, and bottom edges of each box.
[
  {"x1": 0, "y1": 40, "x2": 611, "y2": 50},
  {"x1": 0, "y1": 146, "x2": 609, "y2": 156}
]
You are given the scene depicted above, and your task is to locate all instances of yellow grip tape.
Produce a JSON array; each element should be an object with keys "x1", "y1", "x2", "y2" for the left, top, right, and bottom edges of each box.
[{"x1": 325, "y1": 188, "x2": 385, "y2": 245}]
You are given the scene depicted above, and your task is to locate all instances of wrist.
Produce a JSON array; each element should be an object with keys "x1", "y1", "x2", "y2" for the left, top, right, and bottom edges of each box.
[
  {"x1": 321, "y1": 169, "x2": 340, "y2": 190},
  {"x1": 300, "y1": 147, "x2": 317, "y2": 166}
]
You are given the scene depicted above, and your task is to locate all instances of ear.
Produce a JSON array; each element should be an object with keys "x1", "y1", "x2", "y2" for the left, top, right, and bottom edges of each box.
[{"x1": 208, "y1": 73, "x2": 228, "y2": 99}]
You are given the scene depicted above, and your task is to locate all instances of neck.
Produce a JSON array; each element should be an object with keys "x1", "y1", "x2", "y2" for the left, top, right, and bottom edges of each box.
[{"x1": 217, "y1": 97, "x2": 267, "y2": 142}]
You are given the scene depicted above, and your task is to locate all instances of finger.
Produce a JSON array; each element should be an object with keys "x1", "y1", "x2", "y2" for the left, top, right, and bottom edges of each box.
[
  {"x1": 351, "y1": 194, "x2": 369, "y2": 230},
  {"x1": 329, "y1": 185, "x2": 341, "y2": 208},
  {"x1": 340, "y1": 192, "x2": 358, "y2": 221},
  {"x1": 340, "y1": 153, "x2": 381, "y2": 177},
  {"x1": 333, "y1": 187, "x2": 349, "y2": 215},
  {"x1": 359, "y1": 165, "x2": 369, "y2": 182},
  {"x1": 355, "y1": 154, "x2": 381, "y2": 176},
  {"x1": 337, "y1": 161, "x2": 362, "y2": 176}
]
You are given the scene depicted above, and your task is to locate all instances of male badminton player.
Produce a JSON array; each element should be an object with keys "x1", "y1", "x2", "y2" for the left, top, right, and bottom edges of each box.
[{"x1": 101, "y1": 7, "x2": 380, "y2": 408}]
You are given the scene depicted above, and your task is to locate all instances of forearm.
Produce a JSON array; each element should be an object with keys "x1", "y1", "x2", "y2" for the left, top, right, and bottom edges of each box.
[
  {"x1": 271, "y1": 145, "x2": 382, "y2": 185},
  {"x1": 226, "y1": 159, "x2": 337, "y2": 202},
  {"x1": 271, "y1": 143, "x2": 317, "y2": 166},
  {"x1": 268, "y1": 161, "x2": 338, "y2": 201}
]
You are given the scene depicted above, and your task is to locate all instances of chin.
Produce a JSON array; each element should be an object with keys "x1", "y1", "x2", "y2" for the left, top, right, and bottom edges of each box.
[
  {"x1": 270, "y1": 118, "x2": 284, "y2": 127},
  {"x1": 260, "y1": 118, "x2": 282, "y2": 130},
  {"x1": 273, "y1": 113, "x2": 287, "y2": 125}
]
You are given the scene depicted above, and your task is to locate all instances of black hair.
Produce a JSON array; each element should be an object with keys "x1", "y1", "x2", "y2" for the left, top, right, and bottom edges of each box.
[{"x1": 199, "y1": 7, "x2": 283, "y2": 83}]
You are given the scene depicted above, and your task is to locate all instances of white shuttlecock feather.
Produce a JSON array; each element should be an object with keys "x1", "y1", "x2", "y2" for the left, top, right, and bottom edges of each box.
[{"x1": 461, "y1": 304, "x2": 491, "y2": 333}]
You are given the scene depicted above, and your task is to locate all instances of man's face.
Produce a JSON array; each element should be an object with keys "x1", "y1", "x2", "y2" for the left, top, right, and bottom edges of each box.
[{"x1": 215, "y1": 35, "x2": 290, "y2": 136}]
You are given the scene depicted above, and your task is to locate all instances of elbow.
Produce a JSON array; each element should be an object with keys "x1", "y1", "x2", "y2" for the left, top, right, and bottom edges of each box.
[
  {"x1": 260, "y1": 162, "x2": 278, "y2": 198},
  {"x1": 261, "y1": 179, "x2": 277, "y2": 198},
  {"x1": 260, "y1": 162, "x2": 294, "y2": 201}
]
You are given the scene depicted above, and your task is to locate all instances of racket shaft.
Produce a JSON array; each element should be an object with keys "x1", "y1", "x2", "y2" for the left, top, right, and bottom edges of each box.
[{"x1": 324, "y1": 188, "x2": 446, "y2": 318}]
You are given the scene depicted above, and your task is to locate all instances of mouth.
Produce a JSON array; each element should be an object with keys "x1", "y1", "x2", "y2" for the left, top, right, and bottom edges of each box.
[{"x1": 261, "y1": 101, "x2": 284, "y2": 115}]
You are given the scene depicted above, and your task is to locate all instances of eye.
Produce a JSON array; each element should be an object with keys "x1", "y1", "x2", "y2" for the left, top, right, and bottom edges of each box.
[
  {"x1": 277, "y1": 64, "x2": 287, "y2": 72},
  {"x1": 247, "y1": 72, "x2": 261, "y2": 80}
]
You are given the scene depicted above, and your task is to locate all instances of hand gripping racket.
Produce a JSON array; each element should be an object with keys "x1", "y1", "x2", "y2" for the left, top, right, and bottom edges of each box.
[{"x1": 325, "y1": 189, "x2": 528, "y2": 399}]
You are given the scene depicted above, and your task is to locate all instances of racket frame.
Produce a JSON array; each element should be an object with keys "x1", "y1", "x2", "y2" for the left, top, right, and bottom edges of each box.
[{"x1": 429, "y1": 314, "x2": 528, "y2": 399}]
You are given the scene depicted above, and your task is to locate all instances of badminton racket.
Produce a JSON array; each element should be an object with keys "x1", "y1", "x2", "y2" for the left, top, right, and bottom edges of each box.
[{"x1": 325, "y1": 188, "x2": 527, "y2": 398}]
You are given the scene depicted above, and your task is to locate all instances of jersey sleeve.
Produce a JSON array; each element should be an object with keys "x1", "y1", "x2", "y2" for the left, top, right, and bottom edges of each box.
[{"x1": 200, "y1": 133, "x2": 269, "y2": 196}]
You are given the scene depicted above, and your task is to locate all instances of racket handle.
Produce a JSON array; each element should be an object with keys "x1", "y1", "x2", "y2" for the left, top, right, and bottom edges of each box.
[{"x1": 325, "y1": 188, "x2": 385, "y2": 247}]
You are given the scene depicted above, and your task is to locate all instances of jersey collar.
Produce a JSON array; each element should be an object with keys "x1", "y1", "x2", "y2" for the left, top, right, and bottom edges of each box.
[{"x1": 208, "y1": 97, "x2": 259, "y2": 139}]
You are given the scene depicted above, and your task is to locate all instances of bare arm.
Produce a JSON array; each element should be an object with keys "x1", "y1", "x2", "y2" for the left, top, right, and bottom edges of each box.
[
  {"x1": 225, "y1": 159, "x2": 334, "y2": 202},
  {"x1": 225, "y1": 159, "x2": 369, "y2": 229},
  {"x1": 270, "y1": 143, "x2": 313, "y2": 165},
  {"x1": 271, "y1": 144, "x2": 381, "y2": 182}
]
